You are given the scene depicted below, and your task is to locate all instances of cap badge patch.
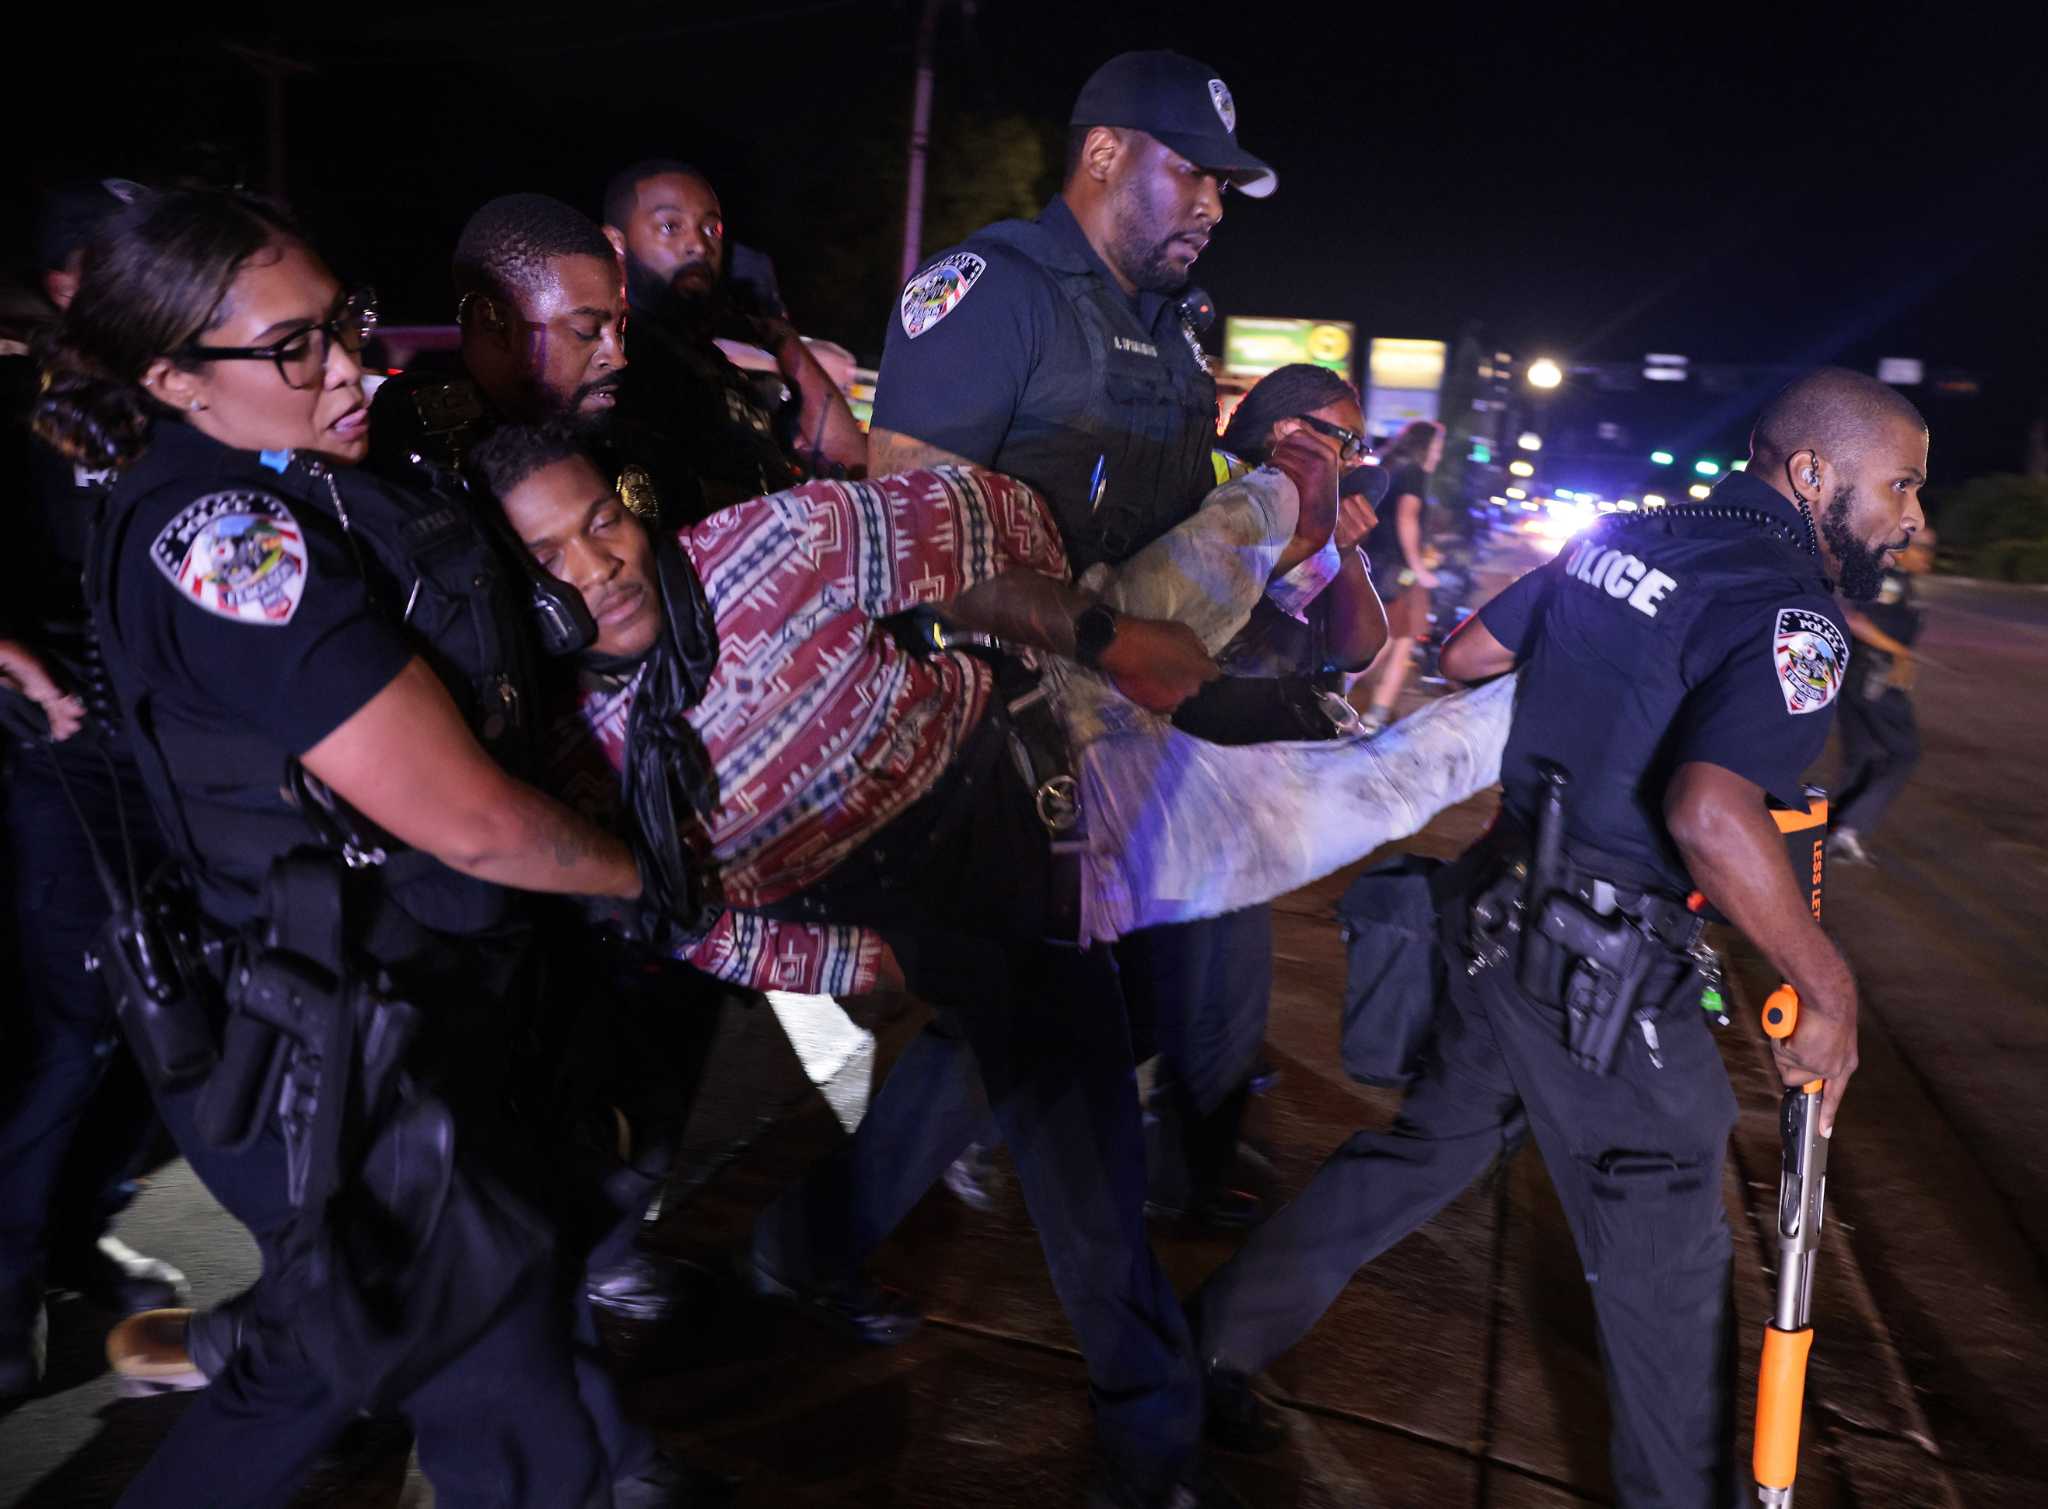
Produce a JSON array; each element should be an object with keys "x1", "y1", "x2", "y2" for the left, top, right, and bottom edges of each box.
[
  {"x1": 1773, "y1": 606, "x2": 1847, "y2": 714},
  {"x1": 1208, "y1": 79, "x2": 1236, "y2": 133},
  {"x1": 151, "y1": 490, "x2": 308, "y2": 626},
  {"x1": 900, "y1": 252, "x2": 987, "y2": 339}
]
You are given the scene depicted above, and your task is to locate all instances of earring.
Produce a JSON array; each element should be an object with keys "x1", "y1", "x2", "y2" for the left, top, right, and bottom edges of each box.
[{"x1": 189, "y1": 400, "x2": 204, "y2": 412}]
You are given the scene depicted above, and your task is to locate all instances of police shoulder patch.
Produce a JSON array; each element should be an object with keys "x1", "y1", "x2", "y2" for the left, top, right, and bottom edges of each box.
[
  {"x1": 150, "y1": 490, "x2": 309, "y2": 626},
  {"x1": 1772, "y1": 606, "x2": 1847, "y2": 715},
  {"x1": 900, "y1": 252, "x2": 987, "y2": 339}
]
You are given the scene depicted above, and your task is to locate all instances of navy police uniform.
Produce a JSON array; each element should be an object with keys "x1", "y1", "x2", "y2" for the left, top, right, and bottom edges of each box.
[
  {"x1": 872, "y1": 195, "x2": 1218, "y2": 574},
  {"x1": 1192, "y1": 470, "x2": 1848, "y2": 1508},
  {"x1": 89, "y1": 419, "x2": 615, "y2": 1509}
]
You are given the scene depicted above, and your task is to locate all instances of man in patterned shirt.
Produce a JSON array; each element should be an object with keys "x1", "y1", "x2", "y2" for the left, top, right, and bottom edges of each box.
[{"x1": 478, "y1": 420, "x2": 1508, "y2": 1508}]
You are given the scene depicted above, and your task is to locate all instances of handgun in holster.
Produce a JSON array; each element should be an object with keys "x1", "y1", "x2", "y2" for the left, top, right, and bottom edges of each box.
[
  {"x1": 1511, "y1": 760, "x2": 1663, "y2": 1074},
  {"x1": 193, "y1": 852, "x2": 417, "y2": 1208}
]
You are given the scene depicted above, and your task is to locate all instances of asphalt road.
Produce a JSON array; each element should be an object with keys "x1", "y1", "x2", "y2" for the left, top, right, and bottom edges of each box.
[{"x1": 2, "y1": 539, "x2": 2041, "y2": 1506}]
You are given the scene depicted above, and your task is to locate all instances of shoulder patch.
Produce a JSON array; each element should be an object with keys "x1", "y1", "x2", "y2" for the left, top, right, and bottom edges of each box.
[
  {"x1": 150, "y1": 490, "x2": 309, "y2": 626},
  {"x1": 900, "y1": 252, "x2": 986, "y2": 339},
  {"x1": 1773, "y1": 606, "x2": 1847, "y2": 714}
]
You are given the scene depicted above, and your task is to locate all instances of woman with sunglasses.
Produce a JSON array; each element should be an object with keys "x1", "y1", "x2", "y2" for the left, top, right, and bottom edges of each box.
[{"x1": 35, "y1": 188, "x2": 647, "y2": 1507}]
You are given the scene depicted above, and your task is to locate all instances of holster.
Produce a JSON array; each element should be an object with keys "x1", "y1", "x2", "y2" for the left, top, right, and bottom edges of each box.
[
  {"x1": 989, "y1": 660, "x2": 1088, "y2": 947},
  {"x1": 1460, "y1": 775, "x2": 1706, "y2": 1076}
]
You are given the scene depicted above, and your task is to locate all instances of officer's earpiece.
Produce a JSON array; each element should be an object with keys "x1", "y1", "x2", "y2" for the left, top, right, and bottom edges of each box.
[
  {"x1": 456, "y1": 291, "x2": 505, "y2": 335},
  {"x1": 1805, "y1": 465, "x2": 1820, "y2": 488}
]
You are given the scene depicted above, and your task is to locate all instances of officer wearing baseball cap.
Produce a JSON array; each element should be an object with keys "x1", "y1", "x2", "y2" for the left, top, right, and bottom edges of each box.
[
  {"x1": 870, "y1": 48, "x2": 1274, "y2": 571},
  {"x1": 850, "y1": 49, "x2": 1280, "y2": 1509}
]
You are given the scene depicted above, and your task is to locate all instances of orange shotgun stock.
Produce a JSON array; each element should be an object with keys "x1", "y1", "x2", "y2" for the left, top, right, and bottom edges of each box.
[{"x1": 1756, "y1": 1005, "x2": 1829, "y2": 1501}]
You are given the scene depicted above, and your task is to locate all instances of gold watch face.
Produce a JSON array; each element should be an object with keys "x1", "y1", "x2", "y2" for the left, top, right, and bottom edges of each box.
[{"x1": 617, "y1": 464, "x2": 659, "y2": 520}]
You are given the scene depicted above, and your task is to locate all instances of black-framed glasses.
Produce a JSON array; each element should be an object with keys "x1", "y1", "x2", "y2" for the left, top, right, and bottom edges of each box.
[
  {"x1": 1298, "y1": 413, "x2": 1369, "y2": 462},
  {"x1": 182, "y1": 287, "x2": 379, "y2": 390}
]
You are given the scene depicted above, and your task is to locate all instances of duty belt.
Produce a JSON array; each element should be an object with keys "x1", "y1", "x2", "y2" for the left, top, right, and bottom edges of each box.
[{"x1": 1462, "y1": 782, "x2": 1710, "y2": 1074}]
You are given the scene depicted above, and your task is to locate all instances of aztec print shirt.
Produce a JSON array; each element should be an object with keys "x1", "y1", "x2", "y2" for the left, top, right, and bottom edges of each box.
[{"x1": 551, "y1": 466, "x2": 1069, "y2": 994}]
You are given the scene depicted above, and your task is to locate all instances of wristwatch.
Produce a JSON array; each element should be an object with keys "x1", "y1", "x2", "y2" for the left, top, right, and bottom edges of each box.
[{"x1": 1072, "y1": 603, "x2": 1119, "y2": 669}]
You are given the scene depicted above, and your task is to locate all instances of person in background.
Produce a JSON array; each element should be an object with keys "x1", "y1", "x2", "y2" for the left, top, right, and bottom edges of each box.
[
  {"x1": 1358, "y1": 418, "x2": 1445, "y2": 735},
  {"x1": 1830, "y1": 526, "x2": 1936, "y2": 864},
  {"x1": 601, "y1": 160, "x2": 866, "y2": 513}
]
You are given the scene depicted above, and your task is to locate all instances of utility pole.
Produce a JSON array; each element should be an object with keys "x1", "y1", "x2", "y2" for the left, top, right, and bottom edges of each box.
[
  {"x1": 227, "y1": 45, "x2": 314, "y2": 202},
  {"x1": 897, "y1": 0, "x2": 955, "y2": 287}
]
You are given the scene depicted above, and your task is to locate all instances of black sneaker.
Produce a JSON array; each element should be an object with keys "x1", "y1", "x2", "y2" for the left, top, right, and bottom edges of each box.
[
  {"x1": 588, "y1": 1249, "x2": 696, "y2": 1324},
  {"x1": 735, "y1": 1251, "x2": 923, "y2": 1347}
]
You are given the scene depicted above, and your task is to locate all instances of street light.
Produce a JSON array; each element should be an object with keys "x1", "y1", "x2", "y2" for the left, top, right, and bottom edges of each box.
[
  {"x1": 1505, "y1": 486, "x2": 1527, "y2": 499},
  {"x1": 1517, "y1": 432, "x2": 1543, "y2": 451},
  {"x1": 1643, "y1": 493, "x2": 1665, "y2": 507},
  {"x1": 1527, "y1": 357, "x2": 1563, "y2": 389},
  {"x1": 1650, "y1": 450, "x2": 1675, "y2": 466},
  {"x1": 1508, "y1": 459, "x2": 1535, "y2": 477},
  {"x1": 1694, "y1": 459, "x2": 1721, "y2": 476},
  {"x1": 1688, "y1": 482, "x2": 1712, "y2": 499}
]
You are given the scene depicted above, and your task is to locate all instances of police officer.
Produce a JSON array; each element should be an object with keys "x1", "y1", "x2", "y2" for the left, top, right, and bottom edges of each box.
[
  {"x1": 371, "y1": 192, "x2": 747, "y2": 1337},
  {"x1": 866, "y1": 48, "x2": 1298, "y2": 1236},
  {"x1": 1, "y1": 179, "x2": 188, "y2": 1399},
  {"x1": 1189, "y1": 367, "x2": 1924, "y2": 1507},
  {"x1": 38, "y1": 186, "x2": 650, "y2": 1507},
  {"x1": 870, "y1": 49, "x2": 1273, "y2": 568}
]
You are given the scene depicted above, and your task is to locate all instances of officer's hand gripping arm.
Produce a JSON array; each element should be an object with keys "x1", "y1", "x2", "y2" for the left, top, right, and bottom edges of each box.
[
  {"x1": 1664, "y1": 761, "x2": 1858, "y2": 1132},
  {"x1": 301, "y1": 657, "x2": 641, "y2": 900}
]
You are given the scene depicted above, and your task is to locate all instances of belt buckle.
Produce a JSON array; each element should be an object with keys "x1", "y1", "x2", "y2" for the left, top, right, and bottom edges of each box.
[{"x1": 1034, "y1": 773, "x2": 1081, "y2": 835}]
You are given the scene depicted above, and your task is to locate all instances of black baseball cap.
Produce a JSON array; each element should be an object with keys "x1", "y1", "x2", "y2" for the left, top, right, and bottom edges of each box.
[{"x1": 1070, "y1": 51, "x2": 1276, "y2": 199}]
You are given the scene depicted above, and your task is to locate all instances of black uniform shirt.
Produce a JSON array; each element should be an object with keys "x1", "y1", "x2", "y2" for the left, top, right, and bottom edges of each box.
[
  {"x1": 107, "y1": 421, "x2": 411, "y2": 754},
  {"x1": 871, "y1": 196, "x2": 1218, "y2": 569},
  {"x1": 95, "y1": 422, "x2": 414, "y2": 920},
  {"x1": 1478, "y1": 471, "x2": 1848, "y2": 893}
]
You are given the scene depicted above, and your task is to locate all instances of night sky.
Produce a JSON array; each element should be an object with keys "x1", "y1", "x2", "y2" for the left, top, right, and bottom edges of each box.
[{"x1": 6, "y1": 1, "x2": 2041, "y2": 479}]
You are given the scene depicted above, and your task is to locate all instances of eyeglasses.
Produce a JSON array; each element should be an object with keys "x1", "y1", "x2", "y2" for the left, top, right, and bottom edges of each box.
[
  {"x1": 182, "y1": 287, "x2": 379, "y2": 390},
  {"x1": 1297, "y1": 413, "x2": 1369, "y2": 462}
]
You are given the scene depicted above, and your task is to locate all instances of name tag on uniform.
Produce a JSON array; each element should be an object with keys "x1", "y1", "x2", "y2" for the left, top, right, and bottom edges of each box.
[
  {"x1": 1112, "y1": 336, "x2": 1159, "y2": 358},
  {"x1": 1561, "y1": 537, "x2": 1677, "y2": 619}
]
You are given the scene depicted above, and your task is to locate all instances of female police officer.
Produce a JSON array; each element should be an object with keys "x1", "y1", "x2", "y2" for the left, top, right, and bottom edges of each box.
[{"x1": 36, "y1": 188, "x2": 644, "y2": 1507}]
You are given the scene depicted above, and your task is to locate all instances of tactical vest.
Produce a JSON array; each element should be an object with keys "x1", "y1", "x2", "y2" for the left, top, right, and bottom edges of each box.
[
  {"x1": 90, "y1": 428, "x2": 534, "y2": 941},
  {"x1": 1501, "y1": 506, "x2": 1833, "y2": 892},
  {"x1": 967, "y1": 218, "x2": 1219, "y2": 572}
]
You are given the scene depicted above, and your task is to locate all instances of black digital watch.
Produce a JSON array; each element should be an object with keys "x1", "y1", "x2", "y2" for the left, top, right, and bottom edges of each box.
[{"x1": 1073, "y1": 603, "x2": 1119, "y2": 669}]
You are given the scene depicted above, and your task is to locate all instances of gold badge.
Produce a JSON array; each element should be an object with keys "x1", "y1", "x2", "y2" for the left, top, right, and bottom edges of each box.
[{"x1": 617, "y1": 464, "x2": 659, "y2": 520}]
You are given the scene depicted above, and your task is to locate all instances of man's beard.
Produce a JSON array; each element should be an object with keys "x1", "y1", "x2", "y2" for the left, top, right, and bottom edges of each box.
[
  {"x1": 1106, "y1": 187, "x2": 1189, "y2": 295},
  {"x1": 528, "y1": 374, "x2": 621, "y2": 441},
  {"x1": 1819, "y1": 484, "x2": 1891, "y2": 602},
  {"x1": 624, "y1": 250, "x2": 711, "y2": 329}
]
